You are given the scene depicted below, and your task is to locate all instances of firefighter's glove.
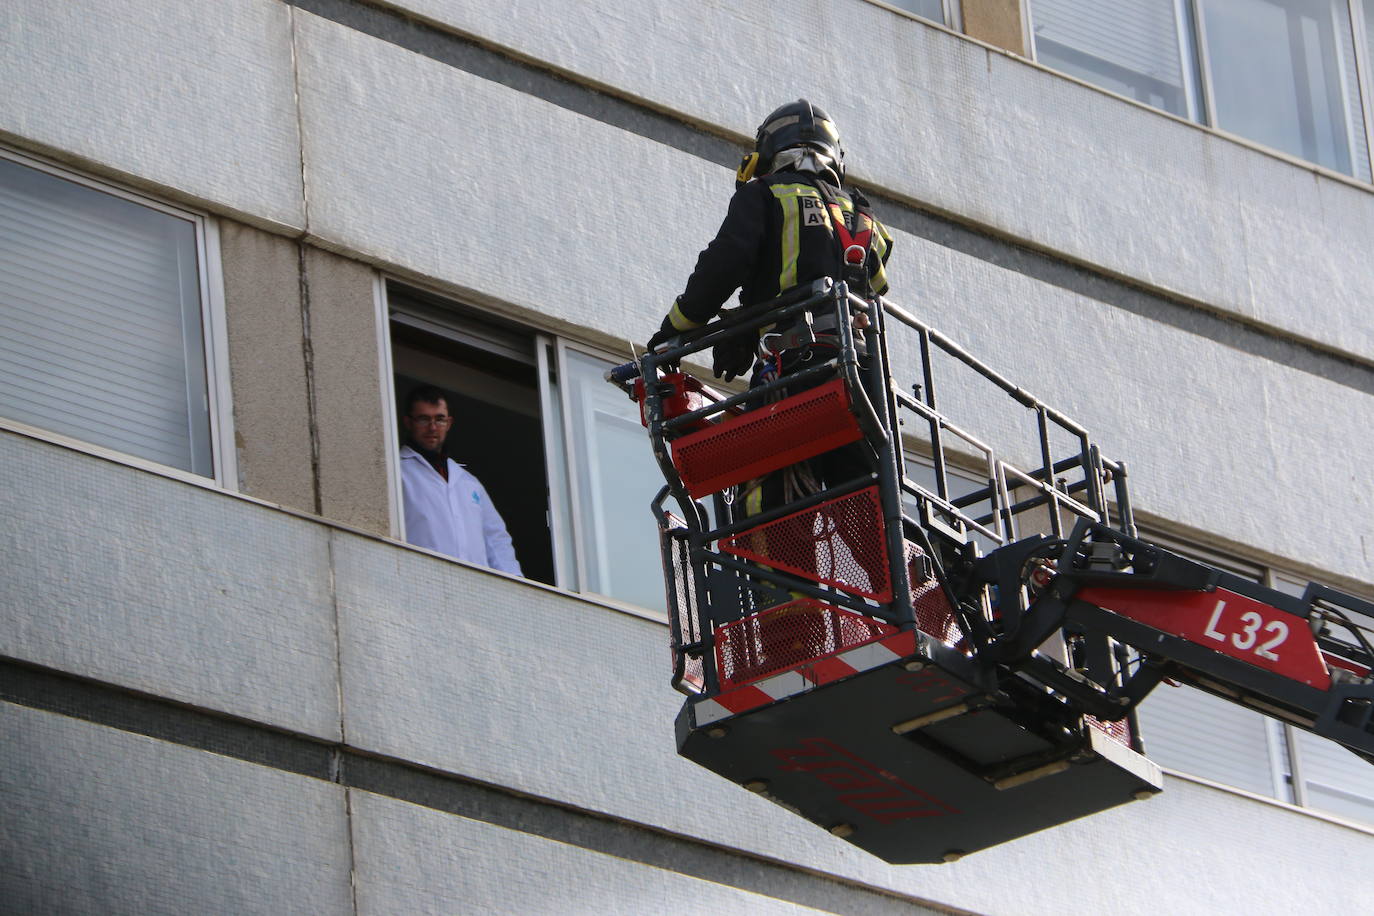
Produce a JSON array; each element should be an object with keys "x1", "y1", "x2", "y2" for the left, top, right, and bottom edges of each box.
[
  {"x1": 712, "y1": 334, "x2": 755, "y2": 383},
  {"x1": 646, "y1": 320, "x2": 677, "y2": 353}
]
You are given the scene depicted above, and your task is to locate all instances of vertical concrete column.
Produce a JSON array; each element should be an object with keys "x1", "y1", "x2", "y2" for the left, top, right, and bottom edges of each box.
[
  {"x1": 219, "y1": 222, "x2": 316, "y2": 514},
  {"x1": 302, "y1": 245, "x2": 392, "y2": 536},
  {"x1": 961, "y1": 0, "x2": 1029, "y2": 56}
]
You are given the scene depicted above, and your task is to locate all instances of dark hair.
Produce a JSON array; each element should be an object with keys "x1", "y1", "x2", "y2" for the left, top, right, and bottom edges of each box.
[{"x1": 404, "y1": 384, "x2": 449, "y2": 416}]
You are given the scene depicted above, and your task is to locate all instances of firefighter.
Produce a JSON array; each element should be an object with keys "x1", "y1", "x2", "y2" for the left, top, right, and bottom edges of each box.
[
  {"x1": 645, "y1": 98, "x2": 893, "y2": 383},
  {"x1": 647, "y1": 101, "x2": 895, "y2": 647}
]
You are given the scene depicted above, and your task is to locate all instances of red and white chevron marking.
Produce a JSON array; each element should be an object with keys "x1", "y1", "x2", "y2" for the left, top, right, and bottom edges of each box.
[{"x1": 692, "y1": 630, "x2": 918, "y2": 727}]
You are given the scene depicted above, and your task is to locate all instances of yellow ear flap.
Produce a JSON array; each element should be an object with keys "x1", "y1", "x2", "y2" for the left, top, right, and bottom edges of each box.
[{"x1": 736, "y1": 152, "x2": 760, "y2": 185}]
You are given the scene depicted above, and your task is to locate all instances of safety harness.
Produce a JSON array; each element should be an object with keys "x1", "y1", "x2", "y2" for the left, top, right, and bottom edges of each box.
[{"x1": 760, "y1": 179, "x2": 877, "y2": 355}]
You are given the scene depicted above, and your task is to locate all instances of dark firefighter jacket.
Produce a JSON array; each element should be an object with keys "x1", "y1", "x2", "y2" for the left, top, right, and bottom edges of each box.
[{"x1": 660, "y1": 170, "x2": 893, "y2": 336}]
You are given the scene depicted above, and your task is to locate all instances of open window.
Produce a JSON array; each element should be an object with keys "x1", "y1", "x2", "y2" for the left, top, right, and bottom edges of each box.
[
  {"x1": 384, "y1": 283, "x2": 671, "y2": 613},
  {"x1": 387, "y1": 284, "x2": 555, "y2": 585}
]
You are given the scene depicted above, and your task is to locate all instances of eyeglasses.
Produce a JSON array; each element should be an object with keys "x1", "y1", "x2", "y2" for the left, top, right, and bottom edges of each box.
[{"x1": 409, "y1": 415, "x2": 452, "y2": 427}]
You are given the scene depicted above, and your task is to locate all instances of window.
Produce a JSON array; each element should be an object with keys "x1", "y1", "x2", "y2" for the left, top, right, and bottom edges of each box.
[
  {"x1": 388, "y1": 287, "x2": 556, "y2": 586},
  {"x1": 1270, "y1": 573, "x2": 1374, "y2": 824},
  {"x1": 547, "y1": 344, "x2": 672, "y2": 611},
  {"x1": 1030, "y1": 0, "x2": 1203, "y2": 118},
  {"x1": 1029, "y1": 0, "x2": 1374, "y2": 181},
  {"x1": 0, "y1": 150, "x2": 224, "y2": 478},
  {"x1": 385, "y1": 284, "x2": 673, "y2": 613},
  {"x1": 1198, "y1": 0, "x2": 1371, "y2": 180},
  {"x1": 885, "y1": 0, "x2": 960, "y2": 26}
]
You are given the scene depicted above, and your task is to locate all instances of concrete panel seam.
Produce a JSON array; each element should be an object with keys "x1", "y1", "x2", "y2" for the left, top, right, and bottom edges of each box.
[
  {"x1": 287, "y1": 6, "x2": 316, "y2": 236},
  {"x1": 299, "y1": 240, "x2": 326, "y2": 515}
]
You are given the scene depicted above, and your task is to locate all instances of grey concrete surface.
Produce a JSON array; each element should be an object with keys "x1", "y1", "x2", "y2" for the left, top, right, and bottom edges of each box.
[
  {"x1": 0, "y1": 702, "x2": 353, "y2": 916},
  {"x1": 0, "y1": 0, "x2": 305, "y2": 229},
  {"x1": 350, "y1": 790, "x2": 851, "y2": 915},
  {"x1": 382, "y1": 0, "x2": 1374, "y2": 361},
  {"x1": 0, "y1": 430, "x2": 342, "y2": 741},
  {"x1": 291, "y1": 11, "x2": 723, "y2": 343},
  {"x1": 303, "y1": 245, "x2": 392, "y2": 536},
  {"x1": 1, "y1": 438, "x2": 1371, "y2": 913},
  {"x1": 219, "y1": 221, "x2": 316, "y2": 514},
  {"x1": 886, "y1": 229, "x2": 1374, "y2": 585}
]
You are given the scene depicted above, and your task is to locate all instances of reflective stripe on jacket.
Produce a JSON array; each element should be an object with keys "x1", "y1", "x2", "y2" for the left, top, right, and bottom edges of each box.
[{"x1": 667, "y1": 170, "x2": 893, "y2": 331}]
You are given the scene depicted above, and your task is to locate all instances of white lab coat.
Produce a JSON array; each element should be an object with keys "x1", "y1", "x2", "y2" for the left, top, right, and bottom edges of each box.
[{"x1": 399, "y1": 446, "x2": 522, "y2": 575}]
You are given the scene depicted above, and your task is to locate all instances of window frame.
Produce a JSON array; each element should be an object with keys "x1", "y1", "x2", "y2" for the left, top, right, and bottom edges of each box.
[
  {"x1": 1027, "y1": 0, "x2": 1374, "y2": 182},
  {"x1": 545, "y1": 336, "x2": 675, "y2": 618},
  {"x1": 0, "y1": 144, "x2": 236, "y2": 489}
]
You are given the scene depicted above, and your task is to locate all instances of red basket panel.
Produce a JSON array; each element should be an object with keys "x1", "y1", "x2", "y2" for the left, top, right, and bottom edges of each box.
[
  {"x1": 635, "y1": 372, "x2": 715, "y2": 434},
  {"x1": 670, "y1": 379, "x2": 862, "y2": 498},
  {"x1": 719, "y1": 487, "x2": 891, "y2": 601},
  {"x1": 1087, "y1": 715, "x2": 1133, "y2": 748},
  {"x1": 715, "y1": 599, "x2": 895, "y2": 689},
  {"x1": 906, "y1": 542, "x2": 959, "y2": 645}
]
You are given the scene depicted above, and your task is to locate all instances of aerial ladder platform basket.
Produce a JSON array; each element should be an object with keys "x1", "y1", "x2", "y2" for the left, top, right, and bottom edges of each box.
[{"x1": 608, "y1": 279, "x2": 1374, "y2": 864}]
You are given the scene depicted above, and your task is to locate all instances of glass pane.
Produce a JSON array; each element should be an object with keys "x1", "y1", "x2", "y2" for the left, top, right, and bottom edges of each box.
[
  {"x1": 885, "y1": 0, "x2": 947, "y2": 24},
  {"x1": 0, "y1": 156, "x2": 211, "y2": 474},
  {"x1": 1137, "y1": 682, "x2": 1282, "y2": 797},
  {"x1": 1271, "y1": 573, "x2": 1374, "y2": 821},
  {"x1": 561, "y1": 347, "x2": 673, "y2": 612},
  {"x1": 1366, "y1": 0, "x2": 1374, "y2": 175},
  {"x1": 1199, "y1": 0, "x2": 1371, "y2": 180},
  {"x1": 1032, "y1": 0, "x2": 1197, "y2": 117},
  {"x1": 1293, "y1": 730, "x2": 1374, "y2": 824}
]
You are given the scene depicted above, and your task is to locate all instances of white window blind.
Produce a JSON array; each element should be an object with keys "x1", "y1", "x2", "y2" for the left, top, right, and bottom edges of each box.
[
  {"x1": 885, "y1": 0, "x2": 949, "y2": 25},
  {"x1": 1136, "y1": 682, "x2": 1284, "y2": 797},
  {"x1": 1031, "y1": 0, "x2": 1197, "y2": 116},
  {"x1": 0, "y1": 155, "x2": 213, "y2": 475}
]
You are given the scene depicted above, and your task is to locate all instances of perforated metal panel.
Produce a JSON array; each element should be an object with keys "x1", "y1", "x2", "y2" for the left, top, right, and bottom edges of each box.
[
  {"x1": 906, "y1": 543, "x2": 960, "y2": 645},
  {"x1": 1087, "y1": 715, "x2": 1134, "y2": 748},
  {"x1": 719, "y1": 487, "x2": 890, "y2": 600},
  {"x1": 660, "y1": 516, "x2": 704, "y2": 692},
  {"x1": 669, "y1": 379, "x2": 862, "y2": 498},
  {"x1": 714, "y1": 600, "x2": 893, "y2": 689}
]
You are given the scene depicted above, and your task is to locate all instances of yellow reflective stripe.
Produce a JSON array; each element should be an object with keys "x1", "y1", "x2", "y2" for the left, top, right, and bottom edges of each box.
[
  {"x1": 776, "y1": 190, "x2": 801, "y2": 291},
  {"x1": 870, "y1": 219, "x2": 891, "y2": 294},
  {"x1": 770, "y1": 184, "x2": 825, "y2": 290},
  {"x1": 745, "y1": 480, "x2": 765, "y2": 518},
  {"x1": 668, "y1": 299, "x2": 703, "y2": 331},
  {"x1": 872, "y1": 222, "x2": 891, "y2": 257}
]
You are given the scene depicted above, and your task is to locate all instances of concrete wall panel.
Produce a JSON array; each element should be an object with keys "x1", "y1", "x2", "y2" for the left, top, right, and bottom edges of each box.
[
  {"x1": 304, "y1": 246, "x2": 391, "y2": 535},
  {"x1": 893, "y1": 229, "x2": 1374, "y2": 583},
  {"x1": 0, "y1": 441, "x2": 1368, "y2": 913},
  {"x1": 0, "y1": 0, "x2": 305, "y2": 229},
  {"x1": 0, "y1": 702, "x2": 353, "y2": 916},
  {"x1": 0, "y1": 432, "x2": 342, "y2": 740},
  {"x1": 220, "y1": 222, "x2": 316, "y2": 513},
  {"x1": 292, "y1": 12, "x2": 724, "y2": 345},
  {"x1": 397, "y1": 0, "x2": 1374, "y2": 362},
  {"x1": 350, "y1": 790, "x2": 831, "y2": 915}
]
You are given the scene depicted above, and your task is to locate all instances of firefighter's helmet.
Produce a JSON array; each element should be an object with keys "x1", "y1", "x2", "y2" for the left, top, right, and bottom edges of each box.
[{"x1": 736, "y1": 99, "x2": 845, "y2": 185}]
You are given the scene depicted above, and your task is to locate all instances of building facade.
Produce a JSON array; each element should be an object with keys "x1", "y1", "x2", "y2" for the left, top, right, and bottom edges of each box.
[{"x1": 4, "y1": 1, "x2": 1374, "y2": 912}]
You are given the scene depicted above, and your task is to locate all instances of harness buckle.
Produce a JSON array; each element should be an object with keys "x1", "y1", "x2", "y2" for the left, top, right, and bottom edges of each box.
[{"x1": 843, "y1": 243, "x2": 867, "y2": 265}]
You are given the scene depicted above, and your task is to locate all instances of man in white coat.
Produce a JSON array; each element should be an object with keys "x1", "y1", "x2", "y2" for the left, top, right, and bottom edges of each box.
[{"x1": 399, "y1": 385, "x2": 522, "y2": 575}]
